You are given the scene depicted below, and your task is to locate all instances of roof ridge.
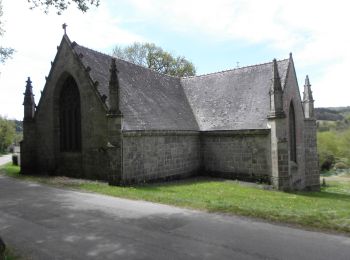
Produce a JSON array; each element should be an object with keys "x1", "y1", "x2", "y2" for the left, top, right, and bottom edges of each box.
[
  {"x1": 76, "y1": 43, "x2": 112, "y2": 59},
  {"x1": 75, "y1": 43, "x2": 289, "y2": 82},
  {"x1": 182, "y1": 58, "x2": 289, "y2": 79},
  {"x1": 75, "y1": 43, "x2": 181, "y2": 80}
]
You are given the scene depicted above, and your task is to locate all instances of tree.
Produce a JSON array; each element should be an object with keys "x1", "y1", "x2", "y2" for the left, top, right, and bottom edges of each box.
[
  {"x1": 27, "y1": 0, "x2": 100, "y2": 14},
  {"x1": 0, "y1": 0, "x2": 14, "y2": 64},
  {"x1": 113, "y1": 43, "x2": 196, "y2": 77},
  {"x1": 0, "y1": 116, "x2": 15, "y2": 153}
]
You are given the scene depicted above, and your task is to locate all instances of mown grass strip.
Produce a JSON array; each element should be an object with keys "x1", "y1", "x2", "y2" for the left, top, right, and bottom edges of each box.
[
  {"x1": 4, "y1": 247, "x2": 21, "y2": 260},
  {"x1": 1, "y1": 163, "x2": 350, "y2": 234}
]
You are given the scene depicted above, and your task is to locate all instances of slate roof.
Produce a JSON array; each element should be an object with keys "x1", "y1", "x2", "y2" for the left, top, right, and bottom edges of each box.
[
  {"x1": 74, "y1": 44, "x2": 199, "y2": 131},
  {"x1": 72, "y1": 41, "x2": 290, "y2": 131},
  {"x1": 181, "y1": 60, "x2": 290, "y2": 130}
]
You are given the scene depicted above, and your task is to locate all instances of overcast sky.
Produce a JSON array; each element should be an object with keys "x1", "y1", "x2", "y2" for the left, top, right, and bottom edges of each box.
[{"x1": 0, "y1": 0, "x2": 349, "y2": 120}]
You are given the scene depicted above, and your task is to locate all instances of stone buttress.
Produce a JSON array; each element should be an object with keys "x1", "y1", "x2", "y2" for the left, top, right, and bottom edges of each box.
[
  {"x1": 21, "y1": 77, "x2": 37, "y2": 173},
  {"x1": 106, "y1": 58, "x2": 123, "y2": 185},
  {"x1": 268, "y1": 59, "x2": 289, "y2": 190},
  {"x1": 303, "y1": 76, "x2": 320, "y2": 190}
]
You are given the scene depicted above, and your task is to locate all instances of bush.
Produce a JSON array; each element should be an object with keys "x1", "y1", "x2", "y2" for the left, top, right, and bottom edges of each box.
[
  {"x1": 317, "y1": 129, "x2": 350, "y2": 171},
  {"x1": 0, "y1": 116, "x2": 16, "y2": 153},
  {"x1": 334, "y1": 162, "x2": 348, "y2": 169},
  {"x1": 321, "y1": 155, "x2": 335, "y2": 171}
]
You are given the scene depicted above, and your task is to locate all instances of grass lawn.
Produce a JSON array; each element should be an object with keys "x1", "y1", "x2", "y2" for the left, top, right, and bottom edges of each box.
[
  {"x1": 3, "y1": 247, "x2": 21, "y2": 260},
  {"x1": 1, "y1": 164, "x2": 350, "y2": 234}
]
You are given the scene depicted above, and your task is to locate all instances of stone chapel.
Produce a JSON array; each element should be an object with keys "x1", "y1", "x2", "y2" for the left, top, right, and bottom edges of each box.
[{"x1": 21, "y1": 33, "x2": 320, "y2": 191}]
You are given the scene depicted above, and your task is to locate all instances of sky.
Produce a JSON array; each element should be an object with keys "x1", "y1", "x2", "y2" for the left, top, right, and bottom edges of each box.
[{"x1": 0, "y1": 0, "x2": 349, "y2": 120}]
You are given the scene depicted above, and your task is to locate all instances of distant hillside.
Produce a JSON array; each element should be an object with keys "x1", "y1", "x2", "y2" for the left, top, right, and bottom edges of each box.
[
  {"x1": 315, "y1": 108, "x2": 344, "y2": 121},
  {"x1": 316, "y1": 106, "x2": 350, "y2": 171},
  {"x1": 321, "y1": 106, "x2": 350, "y2": 113},
  {"x1": 14, "y1": 120, "x2": 23, "y2": 133}
]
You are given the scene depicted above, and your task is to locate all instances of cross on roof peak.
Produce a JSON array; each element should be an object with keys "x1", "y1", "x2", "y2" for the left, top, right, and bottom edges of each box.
[{"x1": 62, "y1": 23, "x2": 67, "y2": 35}]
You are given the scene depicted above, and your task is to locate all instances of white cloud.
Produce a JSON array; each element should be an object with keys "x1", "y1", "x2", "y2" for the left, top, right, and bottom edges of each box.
[
  {"x1": 0, "y1": 0, "x2": 143, "y2": 119},
  {"x1": 126, "y1": 0, "x2": 350, "y2": 107},
  {"x1": 127, "y1": 0, "x2": 299, "y2": 49}
]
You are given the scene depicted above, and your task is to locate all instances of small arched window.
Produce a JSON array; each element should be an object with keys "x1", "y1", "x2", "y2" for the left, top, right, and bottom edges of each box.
[
  {"x1": 59, "y1": 76, "x2": 81, "y2": 152},
  {"x1": 289, "y1": 102, "x2": 297, "y2": 162}
]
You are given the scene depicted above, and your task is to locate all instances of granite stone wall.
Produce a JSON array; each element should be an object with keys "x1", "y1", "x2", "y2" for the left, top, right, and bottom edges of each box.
[
  {"x1": 122, "y1": 131, "x2": 200, "y2": 183},
  {"x1": 201, "y1": 130, "x2": 271, "y2": 182},
  {"x1": 269, "y1": 118, "x2": 290, "y2": 190},
  {"x1": 20, "y1": 120, "x2": 37, "y2": 174},
  {"x1": 281, "y1": 60, "x2": 307, "y2": 190},
  {"x1": 304, "y1": 119, "x2": 320, "y2": 190},
  {"x1": 31, "y1": 38, "x2": 110, "y2": 180}
]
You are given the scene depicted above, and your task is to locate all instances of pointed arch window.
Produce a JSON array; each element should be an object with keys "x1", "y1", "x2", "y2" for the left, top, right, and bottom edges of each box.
[
  {"x1": 289, "y1": 102, "x2": 297, "y2": 162},
  {"x1": 59, "y1": 76, "x2": 81, "y2": 152}
]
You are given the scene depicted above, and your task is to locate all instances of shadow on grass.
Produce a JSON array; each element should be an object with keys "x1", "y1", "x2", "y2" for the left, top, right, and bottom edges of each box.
[
  {"x1": 129, "y1": 177, "x2": 256, "y2": 195},
  {"x1": 132, "y1": 177, "x2": 222, "y2": 189}
]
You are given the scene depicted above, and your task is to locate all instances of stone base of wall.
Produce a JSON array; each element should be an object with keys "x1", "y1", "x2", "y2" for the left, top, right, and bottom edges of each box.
[
  {"x1": 304, "y1": 184, "x2": 321, "y2": 191},
  {"x1": 83, "y1": 149, "x2": 110, "y2": 181},
  {"x1": 56, "y1": 152, "x2": 83, "y2": 178},
  {"x1": 20, "y1": 141, "x2": 37, "y2": 175},
  {"x1": 20, "y1": 166, "x2": 37, "y2": 175},
  {"x1": 270, "y1": 176, "x2": 292, "y2": 191},
  {"x1": 305, "y1": 173, "x2": 321, "y2": 191}
]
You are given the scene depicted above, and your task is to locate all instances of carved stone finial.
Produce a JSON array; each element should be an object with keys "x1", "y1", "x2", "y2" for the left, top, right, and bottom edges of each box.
[
  {"x1": 109, "y1": 58, "x2": 118, "y2": 83},
  {"x1": 108, "y1": 58, "x2": 121, "y2": 115},
  {"x1": 303, "y1": 75, "x2": 315, "y2": 119},
  {"x1": 303, "y1": 75, "x2": 314, "y2": 102},
  {"x1": 24, "y1": 77, "x2": 33, "y2": 96},
  {"x1": 305, "y1": 75, "x2": 311, "y2": 87},
  {"x1": 272, "y1": 59, "x2": 282, "y2": 92},
  {"x1": 62, "y1": 23, "x2": 67, "y2": 35},
  {"x1": 23, "y1": 77, "x2": 36, "y2": 120},
  {"x1": 268, "y1": 59, "x2": 285, "y2": 118}
]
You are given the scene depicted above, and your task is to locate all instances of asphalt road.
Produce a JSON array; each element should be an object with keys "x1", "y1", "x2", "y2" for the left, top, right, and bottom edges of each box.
[
  {"x1": 0, "y1": 173, "x2": 350, "y2": 259},
  {"x1": 0, "y1": 154, "x2": 12, "y2": 166}
]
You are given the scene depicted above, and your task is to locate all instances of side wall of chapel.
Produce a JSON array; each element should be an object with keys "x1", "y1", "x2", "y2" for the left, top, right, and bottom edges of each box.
[
  {"x1": 121, "y1": 131, "x2": 200, "y2": 183},
  {"x1": 201, "y1": 131, "x2": 271, "y2": 183}
]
